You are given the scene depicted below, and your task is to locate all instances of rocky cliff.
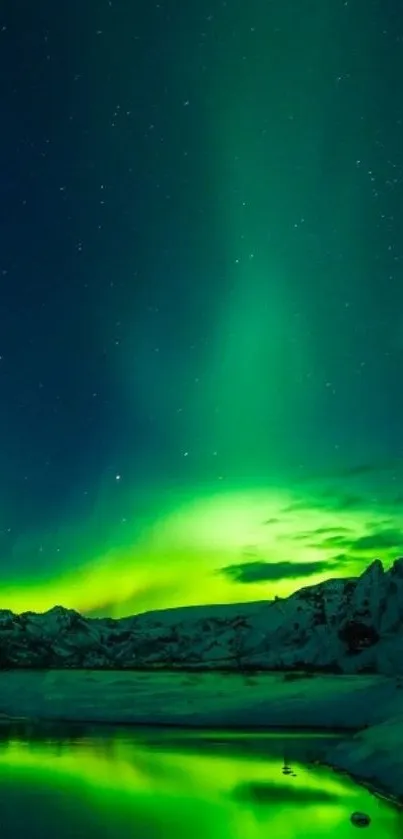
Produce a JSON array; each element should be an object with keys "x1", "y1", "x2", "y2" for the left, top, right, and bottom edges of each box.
[{"x1": 1, "y1": 558, "x2": 403, "y2": 673}]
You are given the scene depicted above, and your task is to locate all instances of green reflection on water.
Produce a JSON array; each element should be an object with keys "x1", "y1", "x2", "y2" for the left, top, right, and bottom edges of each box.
[{"x1": 0, "y1": 727, "x2": 400, "y2": 839}]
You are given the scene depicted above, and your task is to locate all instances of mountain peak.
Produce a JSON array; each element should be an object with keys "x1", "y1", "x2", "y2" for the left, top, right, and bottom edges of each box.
[{"x1": 0, "y1": 560, "x2": 402, "y2": 674}]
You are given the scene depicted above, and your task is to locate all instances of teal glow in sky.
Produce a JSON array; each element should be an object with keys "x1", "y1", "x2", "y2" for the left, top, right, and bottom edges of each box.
[{"x1": 0, "y1": 0, "x2": 403, "y2": 615}]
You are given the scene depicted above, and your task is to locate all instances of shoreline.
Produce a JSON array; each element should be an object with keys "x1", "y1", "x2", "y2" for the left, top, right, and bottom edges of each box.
[
  {"x1": 324, "y1": 711, "x2": 403, "y2": 806},
  {"x1": 0, "y1": 669, "x2": 401, "y2": 806},
  {"x1": 324, "y1": 762, "x2": 403, "y2": 810}
]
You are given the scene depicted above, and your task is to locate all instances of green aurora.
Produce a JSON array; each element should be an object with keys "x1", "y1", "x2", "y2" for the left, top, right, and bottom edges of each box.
[
  {"x1": 3, "y1": 477, "x2": 402, "y2": 617},
  {"x1": 1, "y1": 0, "x2": 403, "y2": 616}
]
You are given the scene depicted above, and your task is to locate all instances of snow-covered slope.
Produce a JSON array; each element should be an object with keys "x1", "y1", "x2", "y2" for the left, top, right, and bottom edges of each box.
[
  {"x1": 325, "y1": 710, "x2": 403, "y2": 803},
  {"x1": 1, "y1": 557, "x2": 403, "y2": 673}
]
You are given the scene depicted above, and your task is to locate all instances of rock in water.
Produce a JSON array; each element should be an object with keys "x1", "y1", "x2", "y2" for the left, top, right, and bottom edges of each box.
[{"x1": 350, "y1": 812, "x2": 371, "y2": 827}]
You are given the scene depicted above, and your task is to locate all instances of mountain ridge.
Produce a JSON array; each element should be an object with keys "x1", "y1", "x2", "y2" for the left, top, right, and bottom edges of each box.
[{"x1": 0, "y1": 557, "x2": 402, "y2": 673}]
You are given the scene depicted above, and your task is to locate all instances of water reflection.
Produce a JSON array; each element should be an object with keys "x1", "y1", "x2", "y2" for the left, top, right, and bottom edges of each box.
[{"x1": 0, "y1": 725, "x2": 400, "y2": 838}]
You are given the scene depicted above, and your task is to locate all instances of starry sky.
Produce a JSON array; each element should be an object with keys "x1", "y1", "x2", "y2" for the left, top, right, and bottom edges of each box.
[{"x1": 0, "y1": 0, "x2": 403, "y2": 617}]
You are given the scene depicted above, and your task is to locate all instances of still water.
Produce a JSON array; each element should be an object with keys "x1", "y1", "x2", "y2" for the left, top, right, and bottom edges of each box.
[{"x1": 0, "y1": 725, "x2": 401, "y2": 838}]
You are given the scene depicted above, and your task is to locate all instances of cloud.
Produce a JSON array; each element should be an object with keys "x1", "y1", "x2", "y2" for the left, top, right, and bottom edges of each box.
[
  {"x1": 332, "y1": 494, "x2": 368, "y2": 510},
  {"x1": 341, "y1": 463, "x2": 379, "y2": 477},
  {"x1": 331, "y1": 553, "x2": 351, "y2": 563},
  {"x1": 83, "y1": 579, "x2": 185, "y2": 618},
  {"x1": 313, "y1": 486, "x2": 369, "y2": 511},
  {"x1": 312, "y1": 526, "x2": 351, "y2": 535},
  {"x1": 316, "y1": 533, "x2": 352, "y2": 548},
  {"x1": 350, "y1": 528, "x2": 403, "y2": 553},
  {"x1": 280, "y1": 501, "x2": 311, "y2": 513},
  {"x1": 282, "y1": 489, "x2": 370, "y2": 514},
  {"x1": 339, "y1": 460, "x2": 403, "y2": 479},
  {"x1": 219, "y1": 559, "x2": 332, "y2": 584}
]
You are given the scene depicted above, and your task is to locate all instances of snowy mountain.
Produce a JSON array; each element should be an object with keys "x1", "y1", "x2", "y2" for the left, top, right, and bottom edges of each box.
[{"x1": 1, "y1": 557, "x2": 403, "y2": 673}]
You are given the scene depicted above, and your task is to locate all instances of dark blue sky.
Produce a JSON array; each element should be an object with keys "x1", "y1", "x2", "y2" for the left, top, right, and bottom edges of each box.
[{"x1": 1, "y1": 0, "x2": 403, "y2": 615}]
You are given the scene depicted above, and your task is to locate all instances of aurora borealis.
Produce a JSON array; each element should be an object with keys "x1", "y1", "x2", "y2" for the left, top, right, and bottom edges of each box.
[{"x1": 1, "y1": 0, "x2": 403, "y2": 616}]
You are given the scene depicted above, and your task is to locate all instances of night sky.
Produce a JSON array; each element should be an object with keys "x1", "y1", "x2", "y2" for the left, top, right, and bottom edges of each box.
[{"x1": 0, "y1": 0, "x2": 403, "y2": 617}]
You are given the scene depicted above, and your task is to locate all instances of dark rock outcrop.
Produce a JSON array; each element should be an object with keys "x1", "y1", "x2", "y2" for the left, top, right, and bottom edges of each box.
[{"x1": 0, "y1": 558, "x2": 403, "y2": 673}]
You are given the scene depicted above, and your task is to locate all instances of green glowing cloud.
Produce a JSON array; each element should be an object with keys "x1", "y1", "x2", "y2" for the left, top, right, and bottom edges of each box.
[{"x1": 0, "y1": 484, "x2": 399, "y2": 617}]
